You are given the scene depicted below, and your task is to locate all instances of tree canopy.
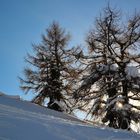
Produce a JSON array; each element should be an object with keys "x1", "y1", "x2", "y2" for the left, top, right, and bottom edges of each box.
[
  {"x1": 20, "y1": 6, "x2": 140, "y2": 132},
  {"x1": 74, "y1": 6, "x2": 140, "y2": 130},
  {"x1": 19, "y1": 22, "x2": 79, "y2": 112}
]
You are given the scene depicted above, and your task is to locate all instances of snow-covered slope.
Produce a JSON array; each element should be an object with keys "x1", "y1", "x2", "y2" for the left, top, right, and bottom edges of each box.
[{"x1": 0, "y1": 94, "x2": 140, "y2": 140}]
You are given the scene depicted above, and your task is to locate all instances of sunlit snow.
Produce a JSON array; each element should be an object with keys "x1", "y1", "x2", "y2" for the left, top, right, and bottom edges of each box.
[{"x1": 0, "y1": 93, "x2": 140, "y2": 140}]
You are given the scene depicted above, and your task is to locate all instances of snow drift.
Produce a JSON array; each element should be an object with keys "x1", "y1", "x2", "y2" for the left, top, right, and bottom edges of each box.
[{"x1": 0, "y1": 93, "x2": 140, "y2": 140}]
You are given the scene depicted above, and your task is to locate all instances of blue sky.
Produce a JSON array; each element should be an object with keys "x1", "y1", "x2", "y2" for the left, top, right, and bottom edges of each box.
[{"x1": 0, "y1": 0, "x2": 140, "y2": 100}]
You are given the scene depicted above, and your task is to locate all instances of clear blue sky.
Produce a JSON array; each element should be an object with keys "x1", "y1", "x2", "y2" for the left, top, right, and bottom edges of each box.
[{"x1": 0, "y1": 0, "x2": 140, "y2": 100}]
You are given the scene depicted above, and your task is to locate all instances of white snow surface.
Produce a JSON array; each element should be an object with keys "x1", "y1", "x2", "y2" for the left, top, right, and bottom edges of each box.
[
  {"x1": 0, "y1": 94, "x2": 140, "y2": 140},
  {"x1": 125, "y1": 66, "x2": 139, "y2": 79}
]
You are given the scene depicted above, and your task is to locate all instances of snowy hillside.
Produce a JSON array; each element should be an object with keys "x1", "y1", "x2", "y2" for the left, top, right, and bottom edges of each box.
[{"x1": 0, "y1": 94, "x2": 140, "y2": 140}]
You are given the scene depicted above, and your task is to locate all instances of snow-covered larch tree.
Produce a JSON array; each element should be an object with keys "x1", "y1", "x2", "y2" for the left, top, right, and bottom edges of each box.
[{"x1": 74, "y1": 6, "x2": 140, "y2": 131}]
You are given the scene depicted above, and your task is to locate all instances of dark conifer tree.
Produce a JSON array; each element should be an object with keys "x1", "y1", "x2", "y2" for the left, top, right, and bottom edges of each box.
[
  {"x1": 74, "y1": 6, "x2": 140, "y2": 131},
  {"x1": 19, "y1": 22, "x2": 79, "y2": 112}
]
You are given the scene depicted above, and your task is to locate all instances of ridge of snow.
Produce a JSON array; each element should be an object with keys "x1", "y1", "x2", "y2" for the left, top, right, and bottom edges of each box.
[{"x1": 0, "y1": 94, "x2": 140, "y2": 140}]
